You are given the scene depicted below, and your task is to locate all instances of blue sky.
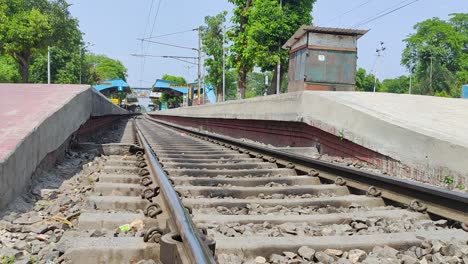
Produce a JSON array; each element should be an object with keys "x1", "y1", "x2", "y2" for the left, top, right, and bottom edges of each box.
[{"x1": 68, "y1": 0, "x2": 467, "y2": 87}]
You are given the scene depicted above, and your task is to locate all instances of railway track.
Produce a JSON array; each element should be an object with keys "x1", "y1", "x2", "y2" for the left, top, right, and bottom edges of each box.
[
  {"x1": 134, "y1": 116, "x2": 468, "y2": 264},
  {"x1": 21, "y1": 116, "x2": 463, "y2": 263}
]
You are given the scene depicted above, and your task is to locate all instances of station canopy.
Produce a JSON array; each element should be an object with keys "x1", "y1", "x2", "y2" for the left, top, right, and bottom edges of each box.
[
  {"x1": 152, "y1": 79, "x2": 216, "y2": 103},
  {"x1": 93, "y1": 79, "x2": 131, "y2": 95},
  {"x1": 152, "y1": 79, "x2": 198, "y2": 96}
]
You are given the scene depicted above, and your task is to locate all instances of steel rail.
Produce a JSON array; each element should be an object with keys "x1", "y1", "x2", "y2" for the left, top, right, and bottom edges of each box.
[
  {"x1": 144, "y1": 115, "x2": 468, "y2": 224},
  {"x1": 135, "y1": 121, "x2": 217, "y2": 264}
]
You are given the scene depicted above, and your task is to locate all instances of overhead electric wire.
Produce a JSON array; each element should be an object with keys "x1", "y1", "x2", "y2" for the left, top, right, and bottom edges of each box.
[
  {"x1": 139, "y1": 0, "x2": 156, "y2": 87},
  {"x1": 138, "y1": 39, "x2": 198, "y2": 51},
  {"x1": 131, "y1": 54, "x2": 198, "y2": 59},
  {"x1": 352, "y1": 0, "x2": 420, "y2": 28},
  {"x1": 138, "y1": 0, "x2": 162, "y2": 87},
  {"x1": 141, "y1": 0, "x2": 156, "y2": 41},
  {"x1": 171, "y1": 57, "x2": 198, "y2": 65},
  {"x1": 326, "y1": 0, "x2": 374, "y2": 24},
  {"x1": 141, "y1": 28, "x2": 198, "y2": 40},
  {"x1": 148, "y1": 0, "x2": 163, "y2": 39},
  {"x1": 131, "y1": 54, "x2": 198, "y2": 65}
]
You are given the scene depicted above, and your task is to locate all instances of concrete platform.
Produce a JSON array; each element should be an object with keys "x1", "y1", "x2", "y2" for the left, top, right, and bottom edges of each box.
[
  {"x1": 0, "y1": 84, "x2": 128, "y2": 209},
  {"x1": 149, "y1": 91, "x2": 468, "y2": 186}
]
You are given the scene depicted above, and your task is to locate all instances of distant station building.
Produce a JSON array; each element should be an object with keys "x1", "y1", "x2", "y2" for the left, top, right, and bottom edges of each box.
[
  {"x1": 283, "y1": 26, "x2": 368, "y2": 92},
  {"x1": 151, "y1": 79, "x2": 215, "y2": 110},
  {"x1": 93, "y1": 79, "x2": 140, "y2": 112}
]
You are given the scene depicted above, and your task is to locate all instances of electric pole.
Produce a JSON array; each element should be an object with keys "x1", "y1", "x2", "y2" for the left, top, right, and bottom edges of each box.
[{"x1": 372, "y1": 42, "x2": 386, "y2": 93}]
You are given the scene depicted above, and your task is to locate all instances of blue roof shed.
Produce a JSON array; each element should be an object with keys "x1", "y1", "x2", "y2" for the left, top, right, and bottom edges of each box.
[
  {"x1": 152, "y1": 79, "x2": 216, "y2": 103},
  {"x1": 93, "y1": 79, "x2": 131, "y2": 94}
]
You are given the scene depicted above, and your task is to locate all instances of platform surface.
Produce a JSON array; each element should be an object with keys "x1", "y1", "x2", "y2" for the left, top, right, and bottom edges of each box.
[
  {"x1": 150, "y1": 91, "x2": 468, "y2": 184},
  {"x1": 153, "y1": 91, "x2": 468, "y2": 147},
  {"x1": 0, "y1": 84, "x2": 88, "y2": 161}
]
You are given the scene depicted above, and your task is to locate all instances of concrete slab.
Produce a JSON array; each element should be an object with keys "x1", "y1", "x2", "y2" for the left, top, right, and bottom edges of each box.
[
  {"x1": 150, "y1": 91, "x2": 468, "y2": 186},
  {"x1": 0, "y1": 84, "x2": 128, "y2": 209}
]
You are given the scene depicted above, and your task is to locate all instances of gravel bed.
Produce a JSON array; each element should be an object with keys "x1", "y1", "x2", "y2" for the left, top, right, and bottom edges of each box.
[
  {"x1": 204, "y1": 217, "x2": 450, "y2": 238},
  {"x1": 0, "y1": 151, "x2": 94, "y2": 263},
  {"x1": 195, "y1": 204, "x2": 400, "y2": 216},
  {"x1": 218, "y1": 240, "x2": 468, "y2": 264}
]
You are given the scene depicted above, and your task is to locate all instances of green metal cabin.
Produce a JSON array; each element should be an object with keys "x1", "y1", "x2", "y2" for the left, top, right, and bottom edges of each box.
[{"x1": 283, "y1": 26, "x2": 368, "y2": 92}]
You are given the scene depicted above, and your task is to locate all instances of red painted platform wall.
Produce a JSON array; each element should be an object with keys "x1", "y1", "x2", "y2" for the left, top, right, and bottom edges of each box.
[{"x1": 149, "y1": 114, "x2": 409, "y2": 177}]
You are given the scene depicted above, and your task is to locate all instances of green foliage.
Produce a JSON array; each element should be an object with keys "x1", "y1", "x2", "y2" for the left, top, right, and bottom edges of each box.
[
  {"x1": 243, "y1": 0, "x2": 316, "y2": 93},
  {"x1": 337, "y1": 129, "x2": 345, "y2": 140},
  {"x1": 245, "y1": 72, "x2": 268, "y2": 98},
  {"x1": 0, "y1": 55, "x2": 20, "y2": 82},
  {"x1": 246, "y1": 0, "x2": 315, "y2": 70},
  {"x1": 227, "y1": 0, "x2": 255, "y2": 98},
  {"x1": 158, "y1": 74, "x2": 185, "y2": 108},
  {"x1": 0, "y1": 256, "x2": 15, "y2": 264},
  {"x1": 227, "y1": 0, "x2": 316, "y2": 96},
  {"x1": 380, "y1": 76, "x2": 410, "y2": 94},
  {"x1": 355, "y1": 68, "x2": 379, "y2": 92},
  {"x1": 162, "y1": 74, "x2": 186, "y2": 84},
  {"x1": 442, "y1": 175, "x2": 454, "y2": 186},
  {"x1": 0, "y1": 0, "x2": 83, "y2": 82},
  {"x1": 402, "y1": 13, "x2": 467, "y2": 97},
  {"x1": 164, "y1": 94, "x2": 183, "y2": 109},
  {"x1": 0, "y1": 0, "x2": 126, "y2": 85},
  {"x1": 201, "y1": 11, "x2": 227, "y2": 102},
  {"x1": 225, "y1": 69, "x2": 239, "y2": 100},
  {"x1": 86, "y1": 54, "x2": 127, "y2": 83}
]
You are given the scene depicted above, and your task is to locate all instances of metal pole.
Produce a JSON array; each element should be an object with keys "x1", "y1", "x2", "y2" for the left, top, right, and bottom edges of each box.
[
  {"x1": 202, "y1": 69, "x2": 205, "y2": 105},
  {"x1": 197, "y1": 27, "x2": 202, "y2": 105},
  {"x1": 47, "y1": 46, "x2": 51, "y2": 84},
  {"x1": 372, "y1": 42, "x2": 385, "y2": 93},
  {"x1": 222, "y1": 26, "x2": 226, "y2": 102},
  {"x1": 373, "y1": 57, "x2": 379, "y2": 93}
]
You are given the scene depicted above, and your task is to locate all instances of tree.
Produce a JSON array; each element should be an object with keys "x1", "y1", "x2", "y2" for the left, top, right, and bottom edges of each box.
[
  {"x1": 201, "y1": 11, "x2": 227, "y2": 102},
  {"x1": 402, "y1": 13, "x2": 467, "y2": 97},
  {"x1": 355, "y1": 68, "x2": 379, "y2": 92},
  {"x1": 0, "y1": 0, "x2": 85, "y2": 83},
  {"x1": 228, "y1": 0, "x2": 254, "y2": 99},
  {"x1": 380, "y1": 76, "x2": 410, "y2": 94},
  {"x1": 161, "y1": 74, "x2": 186, "y2": 84},
  {"x1": 86, "y1": 54, "x2": 128, "y2": 83},
  {"x1": 0, "y1": 0, "x2": 52, "y2": 82},
  {"x1": 245, "y1": 0, "x2": 316, "y2": 94}
]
